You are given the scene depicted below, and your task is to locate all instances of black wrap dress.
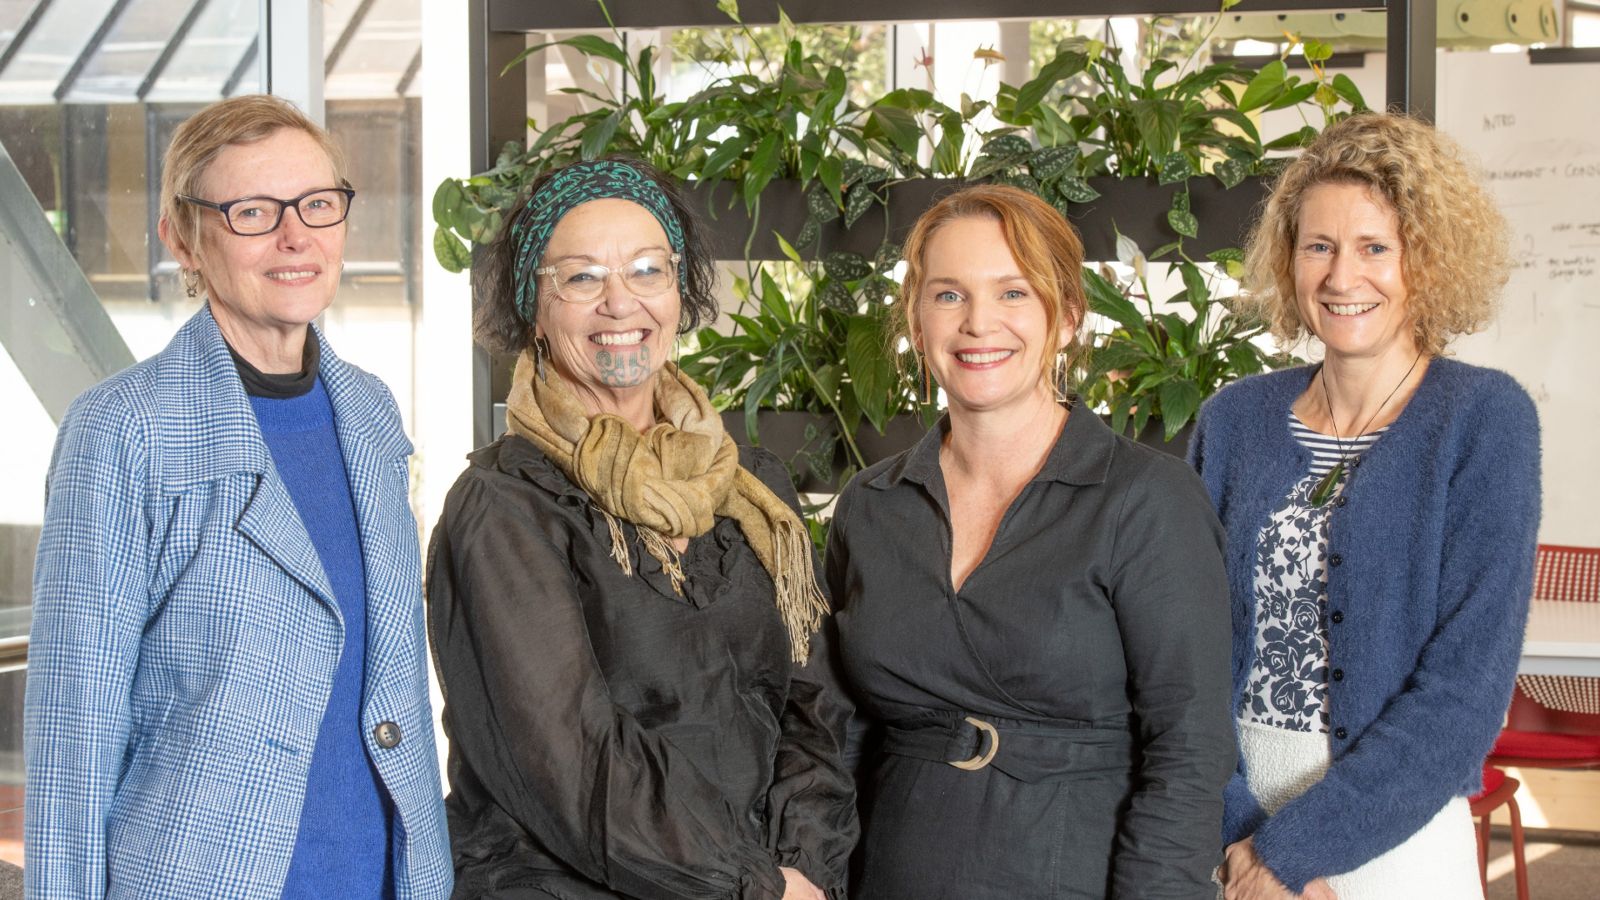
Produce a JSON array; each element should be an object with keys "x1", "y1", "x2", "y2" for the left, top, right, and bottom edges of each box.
[
  {"x1": 826, "y1": 408, "x2": 1234, "y2": 899},
  {"x1": 427, "y1": 435, "x2": 858, "y2": 899}
]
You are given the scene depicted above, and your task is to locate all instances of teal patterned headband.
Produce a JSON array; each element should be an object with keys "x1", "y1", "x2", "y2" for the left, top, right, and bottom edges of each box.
[{"x1": 510, "y1": 160, "x2": 687, "y2": 324}]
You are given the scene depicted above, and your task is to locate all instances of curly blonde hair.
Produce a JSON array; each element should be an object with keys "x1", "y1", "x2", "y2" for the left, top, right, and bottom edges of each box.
[
  {"x1": 1242, "y1": 112, "x2": 1510, "y2": 356},
  {"x1": 895, "y1": 184, "x2": 1087, "y2": 383}
]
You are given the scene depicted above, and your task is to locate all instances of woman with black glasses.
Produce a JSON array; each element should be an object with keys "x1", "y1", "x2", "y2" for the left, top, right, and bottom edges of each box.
[{"x1": 26, "y1": 94, "x2": 452, "y2": 898}]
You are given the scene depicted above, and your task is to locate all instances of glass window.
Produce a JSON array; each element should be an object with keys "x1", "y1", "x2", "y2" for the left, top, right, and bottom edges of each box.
[
  {"x1": 144, "y1": 0, "x2": 259, "y2": 101},
  {"x1": 1573, "y1": 10, "x2": 1600, "y2": 47},
  {"x1": 328, "y1": 98, "x2": 416, "y2": 293},
  {"x1": 322, "y1": 0, "x2": 367, "y2": 45},
  {"x1": 0, "y1": 0, "x2": 120, "y2": 103},
  {"x1": 325, "y1": 0, "x2": 420, "y2": 100},
  {"x1": 68, "y1": 0, "x2": 196, "y2": 101},
  {"x1": 0, "y1": 4, "x2": 260, "y2": 658},
  {"x1": 666, "y1": 22, "x2": 887, "y2": 105},
  {"x1": 0, "y1": 0, "x2": 39, "y2": 60}
]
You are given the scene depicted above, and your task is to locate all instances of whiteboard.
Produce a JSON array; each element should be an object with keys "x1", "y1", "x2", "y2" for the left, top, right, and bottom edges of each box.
[{"x1": 1435, "y1": 51, "x2": 1600, "y2": 547}]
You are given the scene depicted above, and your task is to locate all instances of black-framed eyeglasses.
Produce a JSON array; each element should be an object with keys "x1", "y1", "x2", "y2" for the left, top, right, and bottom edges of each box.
[{"x1": 178, "y1": 186, "x2": 356, "y2": 236}]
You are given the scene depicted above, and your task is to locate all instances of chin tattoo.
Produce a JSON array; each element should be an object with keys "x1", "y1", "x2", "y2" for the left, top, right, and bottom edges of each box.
[{"x1": 596, "y1": 345, "x2": 651, "y2": 387}]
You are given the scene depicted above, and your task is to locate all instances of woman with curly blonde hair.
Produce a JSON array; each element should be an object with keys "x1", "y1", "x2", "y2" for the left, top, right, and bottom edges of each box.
[{"x1": 1189, "y1": 111, "x2": 1541, "y2": 899}]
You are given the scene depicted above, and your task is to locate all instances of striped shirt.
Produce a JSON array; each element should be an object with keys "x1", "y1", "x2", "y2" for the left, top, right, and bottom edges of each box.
[
  {"x1": 1240, "y1": 413, "x2": 1393, "y2": 733},
  {"x1": 1289, "y1": 412, "x2": 1388, "y2": 476}
]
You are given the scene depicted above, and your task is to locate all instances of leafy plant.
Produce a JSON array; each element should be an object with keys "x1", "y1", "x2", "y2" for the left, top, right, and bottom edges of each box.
[
  {"x1": 1078, "y1": 234, "x2": 1299, "y2": 442},
  {"x1": 433, "y1": 0, "x2": 1367, "y2": 459},
  {"x1": 678, "y1": 236, "x2": 930, "y2": 480},
  {"x1": 431, "y1": 2, "x2": 686, "y2": 272},
  {"x1": 989, "y1": 27, "x2": 1367, "y2": 189},
  {"x1": 431, "y1": 1, "x2": 950, "y2": 272}
]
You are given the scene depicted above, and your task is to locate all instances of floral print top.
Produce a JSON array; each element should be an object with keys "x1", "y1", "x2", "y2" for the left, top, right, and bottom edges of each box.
[{"x1": 1242, "y1": 413, "x2": 1387, "y2": 732}]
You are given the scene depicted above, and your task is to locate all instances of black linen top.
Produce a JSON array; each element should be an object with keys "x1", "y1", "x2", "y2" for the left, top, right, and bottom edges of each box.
[
  {"x1": 427, "y1": 435, "x2": 858, "y2": 900},
  {"x1": 827, "y1": 407, "x2": 1234, "y2": 899}
]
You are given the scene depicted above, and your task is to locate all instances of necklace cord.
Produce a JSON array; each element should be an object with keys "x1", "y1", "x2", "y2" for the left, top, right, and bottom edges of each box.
[
  {"x1": 1318, "y1": 351, "x2": 1424, "y2": 464},
  {"x1": 1307, "y1": 352, "x2": 1423, "y2": 508}
]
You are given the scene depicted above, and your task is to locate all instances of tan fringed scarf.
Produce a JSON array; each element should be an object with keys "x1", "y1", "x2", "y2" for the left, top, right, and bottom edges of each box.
[{"x1": 505, "y1": 350, "x2": 828, "y2": 662}]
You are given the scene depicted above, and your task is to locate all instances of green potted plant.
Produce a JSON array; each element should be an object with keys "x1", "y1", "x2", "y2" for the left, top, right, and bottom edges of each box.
[
  {"x1": 679, "y1": 236, "x2": 935, "y2": 491},
  {"x1": 1077, "y1": 233, "x2": 1300, "y2": 450},
  {"x1": 430, "y1": 0, "x2": 1368, "y2": 473}
]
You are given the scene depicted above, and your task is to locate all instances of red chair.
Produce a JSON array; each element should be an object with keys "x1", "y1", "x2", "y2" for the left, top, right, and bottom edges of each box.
[
  {"x1": 1490, "y1": 544, "x2": 1600, "y2": 770},
  {"x1": 1482, "y1": 545, "x2": 1600, "y2": 899},
  {"x1": 1469, "y1": 764, "x2": 1529, "y2": 900}
]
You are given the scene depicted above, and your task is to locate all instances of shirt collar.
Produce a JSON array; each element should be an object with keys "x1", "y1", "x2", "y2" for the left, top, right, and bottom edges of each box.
[
  {"x1": 480, "y1": 432, "x2": 590, "y2": 500},
  {"x1": 866, "y1": 399, "x2": 1116, "y2": 491},
  {"x1": 226, "y1": 329, "x2": 320, "y2": 399}
]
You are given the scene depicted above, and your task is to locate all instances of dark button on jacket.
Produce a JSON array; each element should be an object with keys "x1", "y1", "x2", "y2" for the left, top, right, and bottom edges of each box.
[{"x1": 373, "y1": 721, "x2": 402, "y2": 749}]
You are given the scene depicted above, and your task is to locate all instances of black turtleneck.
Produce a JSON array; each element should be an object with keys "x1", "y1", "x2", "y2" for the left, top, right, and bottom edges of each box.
[{"x1": 226, "y1": 330, "x2": 321, "y2": 399}]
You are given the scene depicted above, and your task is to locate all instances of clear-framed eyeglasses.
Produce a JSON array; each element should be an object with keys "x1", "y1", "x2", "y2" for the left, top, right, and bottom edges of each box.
[
  {"x1": 177, "y1": 186, "x2": 356, "y2": 236},
  {"x1": 535, "y1": 253, "x2": 681, "y2": 304}
]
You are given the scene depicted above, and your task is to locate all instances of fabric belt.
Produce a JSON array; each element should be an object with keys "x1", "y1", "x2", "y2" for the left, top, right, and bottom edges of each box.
[{"x1": 880, "y1": 713, "x2": 1133, "y2": 783}]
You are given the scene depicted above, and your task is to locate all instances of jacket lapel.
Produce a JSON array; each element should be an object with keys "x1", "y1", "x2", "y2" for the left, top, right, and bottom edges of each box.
[
  {"x1": 318, "y1": 332, "x2": 418, "y2": 703},
  {"x1": 236, "y1": 471, "x2": 340, "y2": 614},
  {"x1": 157, "y1": 305, "x2": 340, "y2": 618}
]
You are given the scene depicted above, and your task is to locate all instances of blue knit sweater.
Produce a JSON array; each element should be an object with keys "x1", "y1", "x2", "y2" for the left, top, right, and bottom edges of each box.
[
  {"x1": 1188, "y1": 358, "x2": 1540, "y2": 891},
  {"x1": 250, "y1": 379, "x2": 394, "y2": 899}
]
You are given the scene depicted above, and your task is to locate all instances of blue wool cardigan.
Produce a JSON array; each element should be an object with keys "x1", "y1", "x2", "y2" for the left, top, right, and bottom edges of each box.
[{"x1": 1188, "y1": 358, "x2": 1540, "y2": 892}]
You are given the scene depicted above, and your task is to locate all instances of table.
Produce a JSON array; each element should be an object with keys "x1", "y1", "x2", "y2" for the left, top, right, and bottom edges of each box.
[{"x1": 1520, "y1": 600, "x2": 1600, "y2": 676}]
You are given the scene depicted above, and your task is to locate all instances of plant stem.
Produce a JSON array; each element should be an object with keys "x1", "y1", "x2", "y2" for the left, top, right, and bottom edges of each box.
[{"x1": 795, "y1": 350, "x2": 867, "y2": 470}]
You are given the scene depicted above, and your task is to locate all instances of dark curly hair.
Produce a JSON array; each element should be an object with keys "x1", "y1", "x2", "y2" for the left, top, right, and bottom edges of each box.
[{"x1": 473, "y1": 157, "x2": 719, "y2": 355}]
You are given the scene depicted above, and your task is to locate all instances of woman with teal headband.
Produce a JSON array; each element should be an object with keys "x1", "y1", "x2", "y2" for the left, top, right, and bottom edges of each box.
[{"x1": 426, "y1": 158, "x2": 859, "y2": 900}]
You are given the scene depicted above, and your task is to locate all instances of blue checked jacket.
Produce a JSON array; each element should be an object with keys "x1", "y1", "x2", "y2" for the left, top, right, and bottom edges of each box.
[{"x1": 25, "y1": 305, "x2": 452, "y2": 899}]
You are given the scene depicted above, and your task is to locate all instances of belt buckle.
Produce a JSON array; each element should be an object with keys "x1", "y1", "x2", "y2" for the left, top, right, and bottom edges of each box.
[{"x1": 948, "y1": 716, "x2": 1000, "y2": 771}]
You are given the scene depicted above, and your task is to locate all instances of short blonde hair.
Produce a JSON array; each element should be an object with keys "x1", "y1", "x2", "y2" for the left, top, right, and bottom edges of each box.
[
  {"x1": 1242, "y1": 112, "x2": 1510, "y2": 356},
  {"x1": 895, "y1": 184, "x2": 1087, "y2": 382},
  {"x1": 159, "y1": 94, "x2": 346, "y2": 257}
]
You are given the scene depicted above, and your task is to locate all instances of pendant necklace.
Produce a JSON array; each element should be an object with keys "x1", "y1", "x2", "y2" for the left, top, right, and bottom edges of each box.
[{"x1": 1309, "y1": 352, "x2": 1423, "y2": 507}]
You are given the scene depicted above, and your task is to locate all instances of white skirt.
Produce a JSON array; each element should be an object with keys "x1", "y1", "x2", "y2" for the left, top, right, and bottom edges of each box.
[{"x1": 1236, "y1": 719, "x2": 1484, "y2": 900}]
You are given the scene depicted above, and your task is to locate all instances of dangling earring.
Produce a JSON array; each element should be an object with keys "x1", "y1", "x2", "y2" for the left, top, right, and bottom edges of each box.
[
  {"x1": 182, "y1": 268, "x2": 201, "y2": 298},
  {"x1": 1052, "y1": 349, "x2": 1071, "y2": 403},
  {"x1": 534, "y1": 335, "x2": 549, "y2": 381},
  {"x1": 920, "y1": 356, "x2": 934, "y2": 406}
]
